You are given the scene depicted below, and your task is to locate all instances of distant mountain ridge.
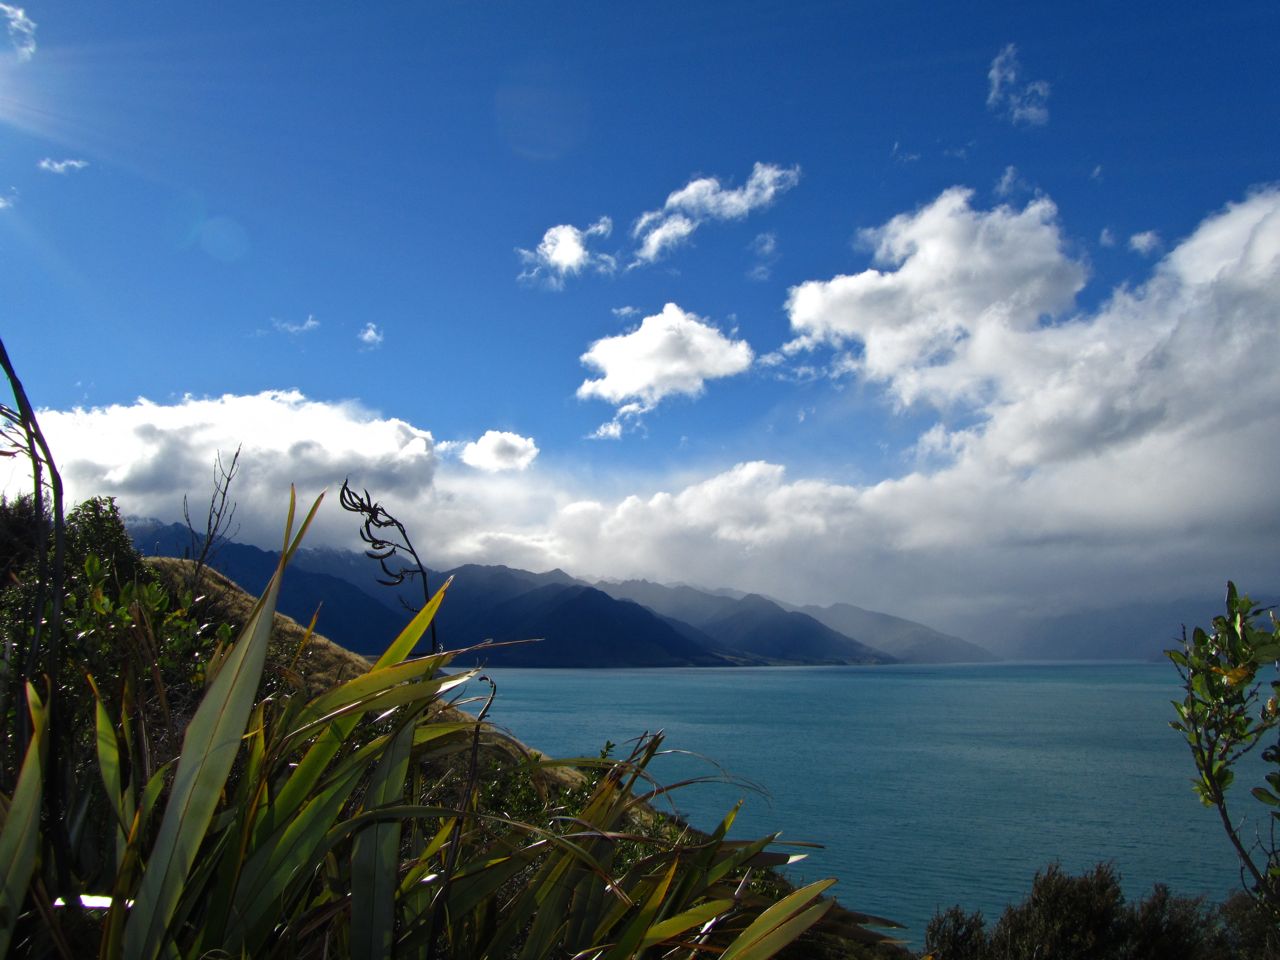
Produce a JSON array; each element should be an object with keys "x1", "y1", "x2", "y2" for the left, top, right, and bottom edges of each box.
[
  {"x1": 128, "y1": 519, "x2": 994, "y2": 666},
  {"x1": 597, "y1": 578, "x2": 993, "y2": 664}
]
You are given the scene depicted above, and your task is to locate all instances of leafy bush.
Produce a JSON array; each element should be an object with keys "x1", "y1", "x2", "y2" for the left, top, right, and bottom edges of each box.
[
  {"x1": 1167, "y1": 582, "x2": 1280, "y2": 916},
  {"x1": 924, "y1": 863, "x2": 1243, "y2": 960}
]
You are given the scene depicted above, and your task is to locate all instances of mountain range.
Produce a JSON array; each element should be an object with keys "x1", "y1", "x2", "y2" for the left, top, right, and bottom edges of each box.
[{"x1": 128, "y1": 519, "x2": 995, "y2": 667}]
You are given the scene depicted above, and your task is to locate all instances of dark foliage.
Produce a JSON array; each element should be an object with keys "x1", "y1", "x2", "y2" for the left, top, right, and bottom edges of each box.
[{"x1": 923, "y1": 863, "x2": 1278, "y2": 960}]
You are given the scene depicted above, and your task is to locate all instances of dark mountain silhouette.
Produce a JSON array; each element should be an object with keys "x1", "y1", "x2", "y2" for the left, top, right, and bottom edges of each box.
[
  {"x1": 129, "y1": 522, "x2": 730, "y2": 666},
  {"x1": 446, "y1": 584, "x2": 737, "y2": 668}
]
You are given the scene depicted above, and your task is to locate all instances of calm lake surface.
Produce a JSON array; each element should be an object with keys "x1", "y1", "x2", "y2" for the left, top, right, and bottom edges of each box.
[{"x1": 464, "y1": 662, "x2": 1258, "y2": 946}]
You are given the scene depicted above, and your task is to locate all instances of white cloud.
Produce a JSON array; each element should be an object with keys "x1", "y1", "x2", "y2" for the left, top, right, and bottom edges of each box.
[
  {"x1": 633, "y1": 214, "x2": 697, "y2": 264},
  {"x1": 460, "y1": 430, "x2": 539, "y2": 472},
  {"x1": 589, "y1": 420, "x2": 623, "y2": 440},
  {"x1": 611, "y1": 306, "x2": 640, "y2": 319},
  {"x1": 752, "y1": 232, "x2": 778, "y2": 258},
  {"x1": 784, "y1": 187, "x2": 1086, "y2": 406},
  {"x1": 578, "y1": 302, "x2": 754, "y2": 435},
  {"x1": 1099, "y1": 227, "x2": 1117, "y2": 247},
  {"x1": 13, "y1": 391, "x2": 438, "y2": 551},
  {"x1": 751, "y1": 186, "x2": 1280, "y2": 630},
  {"x1": 358, "y1": 322, "x2": 384, "y2": 347},
  {"x1": 274, "y1": 315, "x2": 320, "y2": 335},
  {"x1": 1091, "y1": 165, "x2": 1104, "y2": 182},
  {"x1": 987, "y1": 43, "x2": 1050, "y2": 126},
  {"x1": 38, "y1": 158, "x2": 89, "y2": 175},
  {"x1": 891, "y1": 141, "x2": 921, "y2": 164},
  {"x1": 1128, "y1": 230, "x2": 1162, "y2": 255},
  {"x1": 0, "y1": 193, "x2": 13, "y2": 211},
  {"x1": 517, "y1": 216, "x2": 615, "y2": 288},
  {"x1": 0, "y1": 4, "x2": 35, "y2": 62},
  {"x1": 748, "y1": 231, "x2": 779, "y2": 280},
  {"x1": 631, "y1": 162, "x2": 800, "y2": 264},
  {"x1": 993, "y1": 165, "x2": 1027, "y2": 197}
]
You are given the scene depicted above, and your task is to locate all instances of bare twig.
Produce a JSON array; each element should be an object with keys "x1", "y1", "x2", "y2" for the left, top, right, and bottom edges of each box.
[{"x1": 183, "y1": 444, "x2": 241, "y2": 596}]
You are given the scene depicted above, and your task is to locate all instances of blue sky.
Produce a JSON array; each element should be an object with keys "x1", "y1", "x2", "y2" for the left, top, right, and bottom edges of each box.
[{"x1": 2, "y1": 2, "x2": 1278, "y2": 645}]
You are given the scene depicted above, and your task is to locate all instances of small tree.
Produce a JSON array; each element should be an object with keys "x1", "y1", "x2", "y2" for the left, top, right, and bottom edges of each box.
[{"x1": 1168, "y1": 583, "x2": 1280, "y2": 916}]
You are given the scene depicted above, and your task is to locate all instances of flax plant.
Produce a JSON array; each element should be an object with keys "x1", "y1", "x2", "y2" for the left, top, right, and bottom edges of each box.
[{"x1": 0, "y1": 491, "x2": 877, "y2": 959}]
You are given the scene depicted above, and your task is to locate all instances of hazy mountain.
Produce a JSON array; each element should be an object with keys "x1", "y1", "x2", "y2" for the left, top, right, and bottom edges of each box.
[
  {"x1": 1003, "y1": 593, "x2": 1278, "y2": 661},
  {"x1": 597, "y1": 578, "x2": 987, "y2": 663},
  {"x1": 788, "y1": 602, "x2": 997, "y2": 664},
  {"x1": 598, "y1": 579, "x2": 740, "y2": 626},
  {"x1": 696, "y1": 593, "x2": 892, "y2": 664}
]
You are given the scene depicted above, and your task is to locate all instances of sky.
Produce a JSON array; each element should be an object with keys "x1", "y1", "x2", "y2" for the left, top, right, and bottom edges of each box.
[{"x1": 1, "y1": 2, "x2": 1277, "y2": 648}]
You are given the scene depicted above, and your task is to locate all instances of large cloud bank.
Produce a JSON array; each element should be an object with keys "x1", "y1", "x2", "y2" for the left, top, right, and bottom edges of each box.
[{"x1": 12, "y1": 187, "x2": 1280, "y2": 644}]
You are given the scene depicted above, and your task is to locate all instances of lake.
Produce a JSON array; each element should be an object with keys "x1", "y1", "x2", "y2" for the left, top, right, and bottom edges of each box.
[{"x1": 462, "y1": 661, "x2": 1260, "y2": 947}]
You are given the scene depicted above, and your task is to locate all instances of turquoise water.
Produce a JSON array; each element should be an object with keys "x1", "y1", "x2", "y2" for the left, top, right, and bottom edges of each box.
[{"x1": 464, "y1": 662, "x2": 1261, "y2": 946}]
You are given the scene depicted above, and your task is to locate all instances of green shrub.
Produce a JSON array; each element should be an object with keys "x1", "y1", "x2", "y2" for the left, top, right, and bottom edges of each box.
[{"x1": 923, "y1": 863, "x2": 1264, "y2": 960}]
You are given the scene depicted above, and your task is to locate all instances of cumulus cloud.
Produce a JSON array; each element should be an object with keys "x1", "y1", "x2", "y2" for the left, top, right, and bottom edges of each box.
[
  {"x1": 38, "y1": 158, "x2": 89, "y2": 175},
  {"x1": 631, "y1": 163, "x2": 800, "y2": 264},
  {"x1": 993, "y1": 165, "x2": 1028, "y2": 197},
  {"x1": 274, "y1": 315, "x2": 320, "y2": 335},
  {"x1": 987, "y1": 44, "x2": 1050, "y2": 126},
  {"x1": 784, "y1": 187, "x2": 1086, "y2": 406},
  {"x1": 1129, "y1": 230, "x2": 1162, "y2": 255},
  {"x1": 358, "y1": 322, "x2": 384, "y2": 347},
  {"x1": 517, "y1": 217, "x2": 615, "y2": 288},
  {"x1": 0, "y1": 4, "x2": 35, "y2": 62},
  {"x1": 577, "y1": 302, "x2": 754, "y2": 436},
  {"x1": 460, "y1": 430, "x2": 539, "y2": 472},
  {"x1": 755, "y1": 187, "x2": 1280, "y2": 627},
  {"x1": 9, "y1": 391, "x2": 438, "y2": 551}
]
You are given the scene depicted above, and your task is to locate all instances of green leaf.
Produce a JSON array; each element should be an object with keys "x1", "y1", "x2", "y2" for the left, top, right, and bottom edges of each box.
[
  {"x1": 1252, "y1": 787, "x2": 1280, "y2": 807},
  {"x1": 0, "y1": 685, "x2": 46, "y2": 957},
  {"x1": 639, "y1": 898, "x2": 736, "y2": 949},
  {"x1": 722, "y1": 900, "x2": 832, "y2": 960},
  {"x1": 123, "y1": 490, "x2": 322, "y2": 960},
  {"x1": 351, "y1": 709, "x2": 418, "y2": 960},
  {"x1": 90, "y1": 675, "x2": 128, "y2": 839},
  {"x1": 228, "y1": 761, "x2": 367, "y2": 954},
  {"x1": 721, "y1": 877, "x2": 836, "y2": 960},
  {"x1": 374, "y1": 576, "x2": 452, "y2": 669}
]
